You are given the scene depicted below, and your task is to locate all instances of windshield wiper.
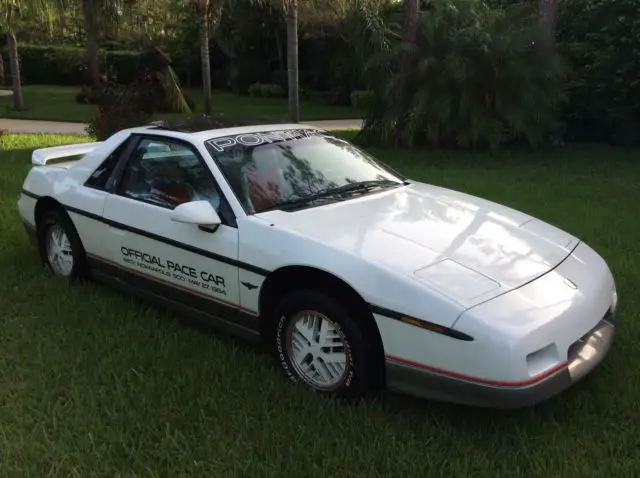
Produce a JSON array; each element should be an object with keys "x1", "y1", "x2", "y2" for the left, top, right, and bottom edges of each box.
[
  {"x1": 257, "y1": 195, "x2": 337, "y2": 213},
  {"x1": 256, "y1": 180, "x2": 404, "y2": 213},
  {"x1": 319, "y1": 179, "x2": 403, "y2": 197}
]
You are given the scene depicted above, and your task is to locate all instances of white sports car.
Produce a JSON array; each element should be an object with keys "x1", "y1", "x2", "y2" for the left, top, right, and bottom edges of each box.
[{"x1": 17, "y1": 123, "x2": 618, "y2": 408}]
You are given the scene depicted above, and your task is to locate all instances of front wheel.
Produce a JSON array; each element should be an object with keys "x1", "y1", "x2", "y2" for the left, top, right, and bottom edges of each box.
[{"x1": 273, "y1": 290, "x2": 382, "y2": 399}]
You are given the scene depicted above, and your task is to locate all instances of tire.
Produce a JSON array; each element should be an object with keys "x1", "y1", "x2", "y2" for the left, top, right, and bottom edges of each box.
[
  {"x1": 37, "y1": 208, "x2": 89, "y2": 280},
  {"x1": 273, "y1": 289, "x2": 382, "y2": 399}
]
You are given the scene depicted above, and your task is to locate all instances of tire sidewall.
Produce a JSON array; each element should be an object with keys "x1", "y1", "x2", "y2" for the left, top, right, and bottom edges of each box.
[
  {"x1": 273, "y1": 290, "x2": 374, "y2": 397},
  {"x1": 37, "y1": 209, "x2": 87, "y2": 280}
]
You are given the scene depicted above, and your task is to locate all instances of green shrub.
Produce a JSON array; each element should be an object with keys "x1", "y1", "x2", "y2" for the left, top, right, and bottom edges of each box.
[
  {"x1": 85, "y1": 81, "x2": 154, "y2": 140},
  {"x1": 135, "y1": 46, "x2": 192, "y2": 115},
  {"x1": 248, "y1": 82, "x2": 263, "y2": 97},
  {"x1": 104, "y1": 50, "x2": 141, "y2": 84},
  {"x1": 558, "y1": 0, "x2": 640, "y2": 146},
  {"x1": 359, "y1": 0, "x2": 567, "y2": 151},
  {"x1": 1, "y1": 45, "x2": 141, "y2": 86},
  {"x1": 260, "y1": 83, "x2": 285, "y2": 98},
  {"x1": 151, "y1": 114, "x2": 277, "y2": 132},
  {"x1": 350, "y1": 90, "x2": 374, "y2": 109},
  {"x1": 246, "y1": 81, "x2": 284, "y2": 98},
  {"x1": 86, "y1": 107, "x2": 151, "y2": 141}
]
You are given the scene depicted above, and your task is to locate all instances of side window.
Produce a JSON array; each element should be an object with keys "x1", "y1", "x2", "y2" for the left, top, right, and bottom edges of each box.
[
  {"x1": 85, "y1": 138, "x2": 131, "y2": 190},
  {"x1": 119, "y1": 137, "x2": 223, "y2": 214}
]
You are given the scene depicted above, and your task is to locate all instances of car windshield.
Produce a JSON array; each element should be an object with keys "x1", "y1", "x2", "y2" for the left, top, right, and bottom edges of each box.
[{"x1": 204, "y1": 129, "x2": 405, "y2": 214}]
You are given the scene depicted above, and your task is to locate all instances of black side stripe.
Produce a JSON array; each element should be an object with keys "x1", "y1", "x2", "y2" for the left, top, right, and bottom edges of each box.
[
  {"x1": 369, "y1": 304, "x2": 475, "y2": 342},
  {"x1": 21, "y1": 189, "x2": 40, "y2": 200},
  {"x1": 21, "y1": 189, "x2": 270, "y2": 277},
  {"x1": 23, "y1": 188, "x2": 473, "y2": 341}
]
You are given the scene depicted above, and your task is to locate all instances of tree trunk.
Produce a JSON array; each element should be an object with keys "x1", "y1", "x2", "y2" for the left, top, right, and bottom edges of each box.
[
  {"x1": 186, "y1": 56, "x2": 192, "y2": 89},
  {"x1": 275, "y1": 28, "x2": 285, "y2": 73},
  {"x1": 6, "y1": 29, "x2": 23, "y2": 111},
  {"x1": 0, "y1": 51, "x2": 4, "y2": 86},
  {"x1": 395, "y1": 0, "x2": 420, "y2": 146},
  {"x1": 538, "y1": 0, "x2": 558, "y2": 49},
  {"x1": 402, "y1": 0, "x2": 420, "y2": 54},
  {"x1": 285, "y1": 0, "x2": 300, "y2": 123},
  {"x1": 82, "y1": 0, "x2": 101, "y2": 87},
  {"x1": 198, "y1": 12, "x2": 212, "y2": 115},
  {"x1": 59, "y1": 11, "x2": 66, "y2": 43}
]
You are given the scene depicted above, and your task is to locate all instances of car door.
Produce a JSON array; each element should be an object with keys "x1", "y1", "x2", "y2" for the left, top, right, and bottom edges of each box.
[
  {"x1": 71, "y1": 134, "x2": 139, "y2": 262},
  {"x1": 97, "y1": 134, "x2": 258, "y2": 336}
]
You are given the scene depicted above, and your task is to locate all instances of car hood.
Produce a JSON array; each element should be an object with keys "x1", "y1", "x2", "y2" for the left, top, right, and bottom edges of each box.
[{"x1": 255, "y1": 181, "x2": 579, "y2": 307}]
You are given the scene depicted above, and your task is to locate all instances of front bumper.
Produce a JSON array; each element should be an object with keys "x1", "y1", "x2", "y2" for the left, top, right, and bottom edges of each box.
[{"x1": 385, "y1": 313, "x2": 616, "y2": 409}]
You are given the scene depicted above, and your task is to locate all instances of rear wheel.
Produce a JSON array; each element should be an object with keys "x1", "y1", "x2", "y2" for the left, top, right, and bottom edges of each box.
[
  {"x1": 273, "y1": 289, "x2": 382, "y2": 399},
  {"x1": 37, "y1": 209, "x2": 89, "y2": 280}
]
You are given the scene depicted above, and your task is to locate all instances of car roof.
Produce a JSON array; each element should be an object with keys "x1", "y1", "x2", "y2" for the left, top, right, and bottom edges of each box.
[{"x1": 124, "y1": 121, "x2": 323, "y2": 144}]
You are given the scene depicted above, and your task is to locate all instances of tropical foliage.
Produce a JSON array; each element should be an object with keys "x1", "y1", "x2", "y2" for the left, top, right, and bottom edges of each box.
[
  {"x1": 0, "y1": 0, "x2": 67, "y2": 109},
  {"x1": 0, "y1": 0, "x2": 637, "y2": 149},
  {"x1": 6, "y1": 45, "x2": 139, "y2": 85},
  {"x1": 359, "y1": 0, "x2": 567, "y2": 150},
  {"x1": 85, "y1": 45, "x2": 193, "y2": 139},
  {"x1": 557, "y1": 0, "x2": 640, "y2": 146}
]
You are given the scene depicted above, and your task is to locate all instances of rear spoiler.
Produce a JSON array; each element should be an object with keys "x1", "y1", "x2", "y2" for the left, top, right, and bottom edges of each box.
[{"x1": 31, "y1": 141, "x2": 102, "y2": 166}]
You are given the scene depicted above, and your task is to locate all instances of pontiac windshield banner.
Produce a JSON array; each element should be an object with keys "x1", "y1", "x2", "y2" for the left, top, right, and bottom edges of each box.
[
  {"x1": 206, "y1": 128, "x2": 329, "y2": 153},
  {"x1": 120, "y1": 247, "x2": 226, "y2": 295}
]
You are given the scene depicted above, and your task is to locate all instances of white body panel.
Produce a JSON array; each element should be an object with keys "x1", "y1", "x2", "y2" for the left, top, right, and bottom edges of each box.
[
  {"x1": 377, "y1": 241, "x2": 616, "y2": 383},
  {"x1": 101, "y1": 194, "x2": 247, "y2": 313},
  {"x1": 237, "y1": 214, "x2": 465, "y2": 327},
  {"x1": 32, "y1": 141, "x2": 102, "y2": 165},
  {"x1": 252, "y1": 181, "x2": 579, "y2": 309},
  {"x1": 17, "y1": 123, "x2": 618, "y2": 401}
]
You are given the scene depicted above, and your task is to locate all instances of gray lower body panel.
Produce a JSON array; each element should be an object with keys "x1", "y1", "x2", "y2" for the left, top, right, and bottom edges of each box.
[{"x1": 385, "y1": 316, "x2": 616, "y2": 409}]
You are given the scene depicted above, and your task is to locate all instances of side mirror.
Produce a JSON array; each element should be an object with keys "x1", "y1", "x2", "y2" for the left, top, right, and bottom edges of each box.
[{"x1": 170, "y1": 201, "x2": 221, "y2": 232}]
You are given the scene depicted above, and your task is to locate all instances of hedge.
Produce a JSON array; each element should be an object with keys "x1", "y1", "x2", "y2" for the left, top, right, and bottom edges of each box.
[
  {"x1": 349, "y1": 90, "x2": 374, "y2": 110},
  {"x1": 557, "y1": 0, "x2": 640, "y2": 146},
  {"x1": 247, "y1": 82, "x2": 286, "y2": 98},
  {"x1": 0, "y1": 45, "x2": 140, "y2": 86}
]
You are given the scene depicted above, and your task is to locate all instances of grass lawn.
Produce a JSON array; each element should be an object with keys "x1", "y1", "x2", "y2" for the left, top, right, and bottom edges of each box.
[
  {"x1": 1, "y1": 133, "x2": 639, "y2": 477},
  {"x1": 0, "y1": 85, "x2": 364, "y2": 124}
]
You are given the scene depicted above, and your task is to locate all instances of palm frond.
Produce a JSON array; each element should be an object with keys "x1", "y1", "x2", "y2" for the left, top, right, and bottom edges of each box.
[{"x1": 360, "y1": 0, "x2": 567, "y2": 150}]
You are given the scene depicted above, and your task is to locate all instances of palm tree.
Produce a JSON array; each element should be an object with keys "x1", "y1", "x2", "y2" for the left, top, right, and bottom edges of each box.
[
  {"x1": 395, "y1": 0, "x2": 419, "y2": 146},
  {"x1": 190, "y1": 0, "x2": 225, "y2": 115},
  {"x1": 79, "y1": 0, "x2": 135, "y2": 87},
  {"x1": 0, "y1": 52, "x2": 5, "y2": 86},
  {"x1": 401, "y1": 0, "x2": 419, "y2": 51},
  {"x1": 250, "y1": 0, "x2": 299, "y2": 122},
  {"x1": 82, "y1": 0, "x2": 101, "y2": 87},
  {"x1": 0, "y1": 0, "x2": 65, "y2": 110},
  {"x1": 538, "y1": 0, "x2": 558, "y2": 49},
  {"x1": 79, "y1": 0, "x2": 148, "y2": 88},
  {"x1": 194, "y1": 0, "x2": 212, "y2": 114},
  {"x1": 1, "y1": 1, "x2": 24, "y2": 110},
  {"x1": 283, "y1": 0, "x2": 300, "y2": 123}
]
